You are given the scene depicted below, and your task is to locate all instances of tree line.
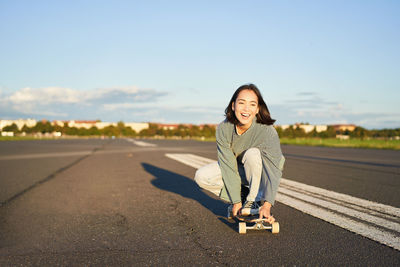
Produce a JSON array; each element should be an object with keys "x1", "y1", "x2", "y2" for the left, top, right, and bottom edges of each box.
[
  {"x1": 1, "y1": 121, "x2": 216, "y2": 138},
  {"x1": 276, "y1": 125, "x2": 400, "y2": 139},
  {"x1": 1, "y1": 121, "x2": 399, "y2": 139}
]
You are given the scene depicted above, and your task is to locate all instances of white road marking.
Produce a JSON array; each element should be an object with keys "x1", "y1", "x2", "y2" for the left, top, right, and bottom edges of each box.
[
  {"x1": 126, "y1": 139, "x2": 157, "y2": 147},
  {"x1": 0, "y1": 151, "x2": 92, "y2": 160},
  {"x1": 165, "y1": 153, "x2": 400, "y2": 251},
  {"x1": 166, "y1": 153, "x2": 214, "y2": 169}
]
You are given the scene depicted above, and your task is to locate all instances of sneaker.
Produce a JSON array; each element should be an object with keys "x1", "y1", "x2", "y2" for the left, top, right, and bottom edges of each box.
[{"x1": 241, "y1": 201, "x2": 260, "y2": 216}]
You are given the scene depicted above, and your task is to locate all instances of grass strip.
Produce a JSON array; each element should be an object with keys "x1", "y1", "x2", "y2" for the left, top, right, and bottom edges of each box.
[
  {"x1": 280, "y1": 138, "x2": 400, "y2": 150},
  {"x1": 2, "y1": 136, "x2": 399, "y2": 150}
]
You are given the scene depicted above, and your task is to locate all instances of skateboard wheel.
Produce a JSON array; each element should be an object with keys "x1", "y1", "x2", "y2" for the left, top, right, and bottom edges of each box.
[
  {"x1": 271, "y1": 222, "x2": 279, "y2": 234},
  {"x1": 239, "y1": 222, "x2": 246, "y2": 234}
]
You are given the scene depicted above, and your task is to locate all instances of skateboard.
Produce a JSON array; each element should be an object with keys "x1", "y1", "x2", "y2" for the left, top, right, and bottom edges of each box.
[
  {"x1": 227, "y1": 206, "x2": 279, "y2": 234},
  {"x1": 236, "y1": 214, "x2": 279, "y2": 234}
]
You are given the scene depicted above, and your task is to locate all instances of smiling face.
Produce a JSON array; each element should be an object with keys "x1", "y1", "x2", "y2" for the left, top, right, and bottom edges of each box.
[{"x1": 232, "y1": 89, "x2": 259, "y2": 131}]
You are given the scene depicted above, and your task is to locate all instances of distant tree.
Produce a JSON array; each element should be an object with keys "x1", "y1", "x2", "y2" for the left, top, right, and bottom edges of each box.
[
  {"x1": 350, "y1": 126, "x2": 368, "y2": 139},
  {"x1": 163, "y1": 129, "x2": 173, "y2": 138},
  {"x1": 3, "y1": 123, "x2": 19, "y2": 133},
  {"x1": 189, "y1": 125, "x2": 201, "y2": 137},
  {"x1": 155, "y1": 127, "x2": 164, "y2": 136},
  {"x1": 318, "y1": 126, "x2": 336, "y2": 138},
  {"x1": 33, "y1": 121, "x2": 54, "y2": 133},
  {"x1": 275, "y1": 126, "x2": 283, "y2": 138},
  {"x1": 103, "y1": 125, "x2": 119, "y2": 137},
  {"x1": 307, "y1": 128, "x2": 319, "y2": 138},
  {"x1": 140, "y1": 124, "x2": 160, "y2": 137},
  {"x1": 141, "y1": 123, "x2": 159, "y2": 137},
  {"x1": 59, "y1": 123, "x2": 70, "y2": 135},
  {"x1": 282, "y1": 126, "x2": 295, "y2": 138},
  {"x1": 121, "y1": 126, "x2": 136, "y2": 137},
  {"x1": 88, "y1": 126, "x2": 101, "y2": 136},
  {"x1": 177, "y1": 124, "x2": 189, "y2": 137},
  {"x1": 293, "y1": 127, "x2": 306, "y2": 138},
  {"x1": 21, "y1": 124, "x2": 32, "y2": 134},
  {"x1": 53, "y1": 124, "x2": 64, "y2": 133},
  {"x1": 117, "y1": 121, "x2": 125, "y2": 132},
  {"x1": 65, "y1": 127, "x2": 79, "y2": 136},
  {"x1": 201, "y1": 124, "x2": 216, "y2": 138},
  {"x1": 139, "y1": 128, "x2": 149, "y2": 137},
  {"x1": 76, "y1": 127, "x2": 85, "y2": 136}
]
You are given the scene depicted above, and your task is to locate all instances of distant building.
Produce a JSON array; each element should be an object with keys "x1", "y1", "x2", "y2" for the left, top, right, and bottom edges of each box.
[
  {"x1": 278, "y1": 123, "x2": 358, "y2": 133},
  {"x1": 66, "y1": 120, "x2": 98, "y2": 129},
  {"x1": 331, "y1": 124, "x2": 356, "y2": 132},
  {"x1": 156, "y1": 123, "x2": 180, "y2": 130},
  {"x1": 52, "y1": 120, "x2": 69, "y2": 127},
  {"x1": 278, "y1": 124, "x2": 328, "y2": 133},
  {"x1": 315, "y1": 125, "x2": 329, "y2": 132},
  {"x1": 336, "y1": 134, "x2": 350, "y2": 140},
  {"x1": 124, "y1": 122, "x2": 149, "y2": 132},
  {"x1": 198, "y1": 124, "x2": 218, "y2": 129},
  {"x1": 0, "y1": 119, "x2": 37, "y2": 130},
  {"x1": 154, "y1": 123, "x2": 217, "y2": 130},
  {"x1": 51, "y1": 120, "x2": 149, "y2": 132},
  {"x1": 0, "y1": 119, "x2": 150, "y2": 134},
  {"x1": 93, "y1": 122, "x2": 115, "y2": 129},
  {"x1": 1, "y1": 131, "x2": 14, "y2": 137}
]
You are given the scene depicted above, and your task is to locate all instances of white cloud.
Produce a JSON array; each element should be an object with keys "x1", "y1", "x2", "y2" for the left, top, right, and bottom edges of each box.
[
  {"x1": 86, "y1": 86, "x2": 167, "y2": 104},
  {"x1": 8, "y1": 87, "x2": 82, "y2": 104},
  {"x1": 271, "y1": 92, "x2": 400, "y2": 129},
  {"x1": 3, "y1": 86, "x2": 167, "y2": 106},
  {"x1": 0, "y1": 86, "x2": 169, "y2": 121},
  {"x1": 103, "y1": 103, "x2": 136, "y2": 111},
  {"x1": 100, "y1": 102, "x2": 225, "y2": 124},
  {"x1": 1, "y1": 87, "x2": 398, "y2": 128}
]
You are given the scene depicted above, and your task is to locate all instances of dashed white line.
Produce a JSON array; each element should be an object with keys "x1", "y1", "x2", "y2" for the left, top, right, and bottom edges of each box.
[
  {"x1": 0, "y1": 151, "x2": 92, "y2": 160},
  {"x1": 126, "y1": 139, "x2": 157, "y2": 147}
]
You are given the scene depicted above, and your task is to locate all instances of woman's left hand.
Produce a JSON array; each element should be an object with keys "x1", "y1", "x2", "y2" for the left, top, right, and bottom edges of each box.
[{"x1": 259, "y1": 201, "x2": 275, "y2": 224}]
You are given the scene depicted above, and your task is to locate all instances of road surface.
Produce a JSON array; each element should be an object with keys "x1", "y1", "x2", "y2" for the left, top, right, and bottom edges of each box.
[{"x1": 0, "y1": 138, "x2": 399, "y2": 266}]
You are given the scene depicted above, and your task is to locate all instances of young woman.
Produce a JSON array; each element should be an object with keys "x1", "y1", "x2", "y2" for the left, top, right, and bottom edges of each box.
[{"x1": 194, "y1": 84, "x2": 285, "y2": 224}]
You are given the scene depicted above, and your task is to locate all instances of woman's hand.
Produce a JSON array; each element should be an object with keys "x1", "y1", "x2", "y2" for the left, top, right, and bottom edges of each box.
[
  {"x1": 259, "y1": 201, "x2": 275, "y2": 224},
  {"x1": 232, "y1": 202, "x2": 242, "y2": 216}
]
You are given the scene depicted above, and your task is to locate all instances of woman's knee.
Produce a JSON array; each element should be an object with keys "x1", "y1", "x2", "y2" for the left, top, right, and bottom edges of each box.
[
  {"x1": 194, "y1": 162, "x2": 221, "y2": 188},
  {"x1": 242, "y1": 147, "x2": 261, "y2": 163},
  {"x1": 194, "y1": 168, "x2": 205, "y2": 185},
  {"x1": 194, "y1": 164, "x2": 212, "y2": 186}
]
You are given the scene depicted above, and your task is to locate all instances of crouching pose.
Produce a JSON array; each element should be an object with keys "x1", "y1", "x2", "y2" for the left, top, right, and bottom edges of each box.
[{"x1": 195, "y1": 84, "x2": 285, "y2": 224}]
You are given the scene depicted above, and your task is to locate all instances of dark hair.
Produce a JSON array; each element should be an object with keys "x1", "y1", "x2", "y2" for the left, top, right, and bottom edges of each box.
[{"x1": 225, "y1": 83, "x2": 276, "y2": 125}]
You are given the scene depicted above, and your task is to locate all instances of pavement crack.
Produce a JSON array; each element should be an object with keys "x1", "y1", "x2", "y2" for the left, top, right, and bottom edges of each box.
[
  {"x1": 0, "y1": 146, "x2": 104, "y2": 208},
  {"x1": 167, "y1": 195, "x2": 229, "y2": 266}
]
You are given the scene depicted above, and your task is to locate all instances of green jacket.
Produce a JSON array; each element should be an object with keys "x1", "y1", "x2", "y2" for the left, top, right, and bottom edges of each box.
[{"x1": 216, "y1": 118, "x2": 285, "y2": 205}]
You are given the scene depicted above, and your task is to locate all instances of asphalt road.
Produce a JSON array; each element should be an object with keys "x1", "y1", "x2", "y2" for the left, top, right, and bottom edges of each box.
[{"x1": 0, "y1": 138, "x2": 399, "y2": 266}]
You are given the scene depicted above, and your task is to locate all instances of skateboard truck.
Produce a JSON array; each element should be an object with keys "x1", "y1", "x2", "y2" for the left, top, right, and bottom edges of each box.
[
  {"x1": 237, "y1": 216, "x2": 280, "y2": 234},
  {"x1": 227, "y1": 206, "x2": 279, "y2": 234}
]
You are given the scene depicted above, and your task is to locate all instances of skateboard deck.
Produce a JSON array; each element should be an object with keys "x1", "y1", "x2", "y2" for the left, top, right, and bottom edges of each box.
[{"x1": 235, "y1": 214, "x2": 279, "y2": 234}]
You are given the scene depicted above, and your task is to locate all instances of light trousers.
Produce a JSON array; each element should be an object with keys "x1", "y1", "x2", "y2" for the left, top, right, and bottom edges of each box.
[{"x1": 194, "y1": 148, "x2": 266, "y2": 202}]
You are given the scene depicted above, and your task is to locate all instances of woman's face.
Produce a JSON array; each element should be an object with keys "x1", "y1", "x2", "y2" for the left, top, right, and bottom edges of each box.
[{"x1": 232, "y1": 89, "x2": 259, "y2": 128}]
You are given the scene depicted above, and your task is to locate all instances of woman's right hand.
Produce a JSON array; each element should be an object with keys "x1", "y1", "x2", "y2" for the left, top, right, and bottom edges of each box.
[{"x1": 232, "y1": 202, "x2": 242, "y2": 216}]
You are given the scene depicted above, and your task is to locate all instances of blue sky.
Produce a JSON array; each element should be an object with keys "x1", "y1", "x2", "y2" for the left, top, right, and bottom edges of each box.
[{"x1": 0, "y1": 0, "x2": 399, "y2": 129}]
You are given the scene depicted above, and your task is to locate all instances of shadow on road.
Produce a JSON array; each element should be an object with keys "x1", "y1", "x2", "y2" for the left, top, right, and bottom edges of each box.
[{"x1": 142, "y1": 163, "x2": 227, "y2": 218}]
